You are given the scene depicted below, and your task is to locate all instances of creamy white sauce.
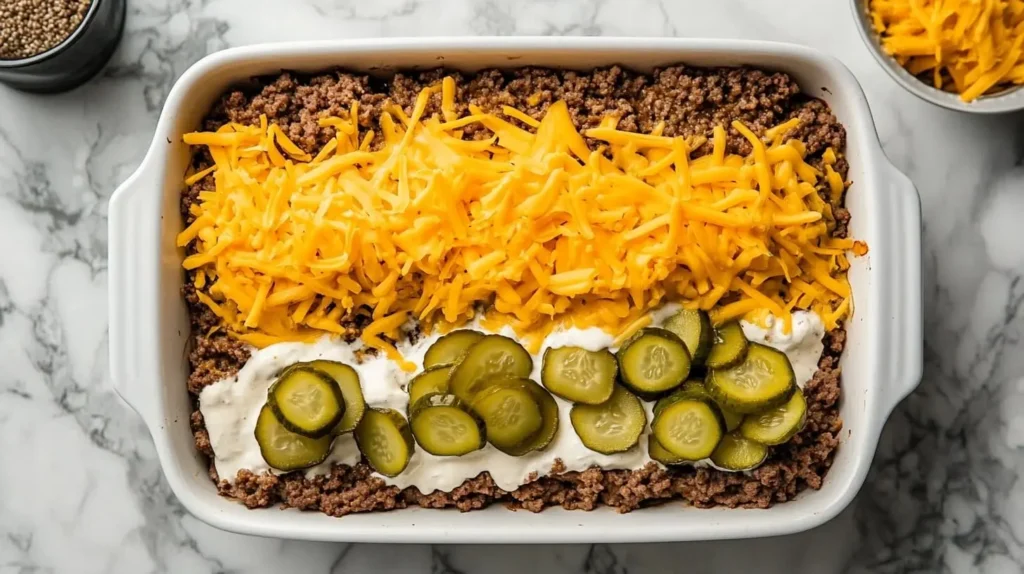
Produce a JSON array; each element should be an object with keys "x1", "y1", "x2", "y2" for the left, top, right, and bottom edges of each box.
[
  {"x1": 200, "y1": 308, "x2": 825, "y2": 492},
  {"x1": 739, "y1": 311, "x2": 825, "y2": 388}
]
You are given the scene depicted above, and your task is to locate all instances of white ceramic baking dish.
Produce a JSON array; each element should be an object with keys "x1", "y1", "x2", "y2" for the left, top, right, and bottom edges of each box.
[{"x1": 108, "y1": 37, "x2": 923, "y2": 543}]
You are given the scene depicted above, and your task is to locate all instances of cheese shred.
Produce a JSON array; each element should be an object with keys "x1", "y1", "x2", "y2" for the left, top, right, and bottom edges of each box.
[
  {"x1": 869, "y1": 0, "x2": 1024, "y2": 101},
  {"x1": 178, "y1": 79, "x2": 859, "y2": 361}
]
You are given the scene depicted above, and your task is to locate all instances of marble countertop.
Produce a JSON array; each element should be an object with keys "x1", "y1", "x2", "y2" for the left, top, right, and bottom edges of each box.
[{"x1": 1, "y1": 0, "x2": 1023, "y2": 572}]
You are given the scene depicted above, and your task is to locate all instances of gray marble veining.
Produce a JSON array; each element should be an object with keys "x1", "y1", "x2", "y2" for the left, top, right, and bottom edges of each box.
[{"x1": 1, "y1": 0, "x2": 1023, "y2": 572}]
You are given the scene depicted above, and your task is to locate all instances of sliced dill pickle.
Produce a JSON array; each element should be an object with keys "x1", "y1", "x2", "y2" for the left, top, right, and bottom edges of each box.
[
  {"x1": 705, "y1": 343, "x2": 797, "y2": 414},
  {"x1": 663, "y1": 309, "x2": 713, "y2": 364},
  {"x1": 298, "y1": 360, "x2": 365, "y2": 434},
  {"x1": 616, "y1": 328, "x2": 691, "y2": 397},
  {"x1": 653, "y1": 379, "x2": 710, "y2": 418},
  {"x1": 681, "y1": 378, "x2": 709, "y2": 395},
  {"x1": 500, "y1": 379, "x2": 560, "y2": 456},
  {"x1": 255, "y1": 405, "x2": 332, "y2": 471},
  {"x1": 663, "y1": 379, "x2": 745, "y2": 431},
  {"x1": 570, "y1": 385, "x2": 646, "y2": 454},
  {"x1": 710, "y1": 432, "x2": 769, "y2": 471},
  {"x1": 407, "y1": 365, "x2": 454, "y2": 407},
  {"x1": 705, "y1": 321, "x2": 749, "y2": 369},
  {"x1": 449, "y1": 335, "x2": 533, "y2": 401},
  {"x1": 541, "y1": 346, "x2": 617, "y2": 404},
  {"x1": 722, "y1": 409, "x2": 745, "y2": 432},
  {"x1": 267, "y1": 367, "x2": 344, "y2": 438},
  {"x1": 424, "y1": 330, "x2": 484, "y2": 368},
  {"x1": 354, "y1": 408, "x2": 415, "y2": 477},
  {"x1": 409, "y1": 393, "x2": 485, "y2": 456},
  {"x1": 648, "y1": 434, "x2": 687, "y2": 465},
  {"x1": 651, "y1": 397, "x2": 724, "y2": 460},
  {"x1": 739, "y1": 389, "x2": 807, "y2": 445},
  {"x1": 470, "y1": 381, "x2": 543, "y2": 453}
]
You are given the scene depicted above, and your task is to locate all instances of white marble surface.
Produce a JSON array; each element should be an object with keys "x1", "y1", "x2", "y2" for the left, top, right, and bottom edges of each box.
[{"x1": 1, "y1": 0, "x2": 1022, "y2": 572}]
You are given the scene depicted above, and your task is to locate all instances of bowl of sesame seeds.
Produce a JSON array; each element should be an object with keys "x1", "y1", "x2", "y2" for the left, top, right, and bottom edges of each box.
[{"x1": 0, "y1": 0, "x2": 125, "y2": 93}]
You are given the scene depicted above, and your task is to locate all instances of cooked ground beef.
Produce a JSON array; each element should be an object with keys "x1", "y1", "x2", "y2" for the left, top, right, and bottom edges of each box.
[{"x1": 183, "y1": 65, "x2": 848, "y2": 515}]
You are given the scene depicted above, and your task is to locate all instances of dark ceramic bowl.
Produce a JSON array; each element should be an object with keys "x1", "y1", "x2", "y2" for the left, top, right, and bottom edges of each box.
[{"x1": 0, "y1": 0, "x2": 126, "y2": 93}]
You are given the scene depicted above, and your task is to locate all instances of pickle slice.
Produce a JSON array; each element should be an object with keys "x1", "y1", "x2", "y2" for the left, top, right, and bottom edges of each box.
[
  {"x1": 470, "y1": 381, "x2": 543, "y2": 453},
  {"x1": 739, "y1": 390, "x2": 807, "y2": 445},
  {"x1": 663, "y1": 309, "x2": 713, "y2": 364},
  {"x1": 408, "y1": 365, "x2": 454, "y2": 407},
  {"x1": 710, "y1": 432, "x2": 769, "y2": 471},
  {"x1": 648, "y1": 434, "x2": 687, "y2": 465},
  {"x1": 570, "y1": 385, "x2": 646, "y2": 454},
  {"x1": 424, "y1": 330, "x2": 484, "y2": 368},
  {"x1": 449, "y1": 335, "x2": 533, "y2": 401},
  {"x1": 653, "y1": 379, "x2": 709, "y2": 418},
  {"x1": 354, "y1": 408, "x2": 415, "y2": 477},
  {"x1": 267, "y1": 367, "x2": 344, "y2": 438},
  {"x1": 500, "y1": 379, "x2": 560, "y2": 456},
  {"x1": 409, "y1": 393, "x2": 485, "y2": 456},
  {"x1": 255, "y1": 405, "x2": 332, "y2": 471},
  {"x1": 706, "y1": 343, "x2": 797, "y2": 414},
  {"x1": 661, "y1": 379, "x2": 744, "y2": 431},
  {"x1": 651, "y1": 398, "x2": 724, "y2": 460},
  {"x1": 541, "y1": 346, "x2": 617, "y2": 404},
  {"x1": 297, "y1": 360, "x2": 366, "y2": 434},
  {"x1": 722, "y1": 409, "x2": 745, "y2": 432},
  {"x1": 705, "y1": 321, "x2": 749, "y2": 369},
  {"x1": 616, "y1": 328, "x2": 691, "y2": 397}
]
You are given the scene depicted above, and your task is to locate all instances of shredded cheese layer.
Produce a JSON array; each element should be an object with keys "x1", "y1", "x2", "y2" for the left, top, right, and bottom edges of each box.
[
  {"x1": 178, "y1": 79, "x2": 858, "y2": 368},
  {"x1": 869, "y1": 0, "x2": 1024, "y2": 101}
]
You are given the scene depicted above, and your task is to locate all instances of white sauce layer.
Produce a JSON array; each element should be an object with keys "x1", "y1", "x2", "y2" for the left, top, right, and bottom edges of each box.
[
  {"x1": 200, "y1": 308, "x2": 825, "y2": 492},
  {"x1": 739, "y1": 311, "x2": 825, "y2": 387}
]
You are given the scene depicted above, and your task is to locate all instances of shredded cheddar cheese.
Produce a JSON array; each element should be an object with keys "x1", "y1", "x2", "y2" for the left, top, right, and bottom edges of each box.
[
  {"x1": 869, "y1": 0, "x2": 1024, "y2": 101},
  {"x1": 178, "y1": 80, "x2": 858, "y2": 364}
]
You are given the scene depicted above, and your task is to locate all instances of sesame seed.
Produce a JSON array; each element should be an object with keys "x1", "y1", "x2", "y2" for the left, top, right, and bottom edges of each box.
[{"x1": 0, "y1": 0, "x2": 92, "y2": 60}]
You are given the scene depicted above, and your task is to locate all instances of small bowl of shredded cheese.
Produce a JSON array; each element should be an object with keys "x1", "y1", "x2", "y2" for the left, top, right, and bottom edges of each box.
[{"x1": 851, "y1": 0, "x2": 1024, "y2": 113}]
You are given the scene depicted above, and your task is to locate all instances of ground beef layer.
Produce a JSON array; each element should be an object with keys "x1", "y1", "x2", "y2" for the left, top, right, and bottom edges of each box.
[{"x1": 183, "y1": 65, "x2": 848, "y2": 515}]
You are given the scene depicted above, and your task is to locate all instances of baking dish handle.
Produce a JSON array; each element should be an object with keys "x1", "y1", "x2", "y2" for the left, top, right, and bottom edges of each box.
[
  {"x1": 878, "y1": 162, "x2": 924, "y2": 417},
  {"x1": 108, "y1": 162, "x2": 159, "y2": 428}
]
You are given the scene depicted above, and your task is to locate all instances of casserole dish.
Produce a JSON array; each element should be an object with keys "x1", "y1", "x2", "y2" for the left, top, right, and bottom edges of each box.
[{"x1": 108, "y1": 37, "x2": 923, "y2": 543}]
